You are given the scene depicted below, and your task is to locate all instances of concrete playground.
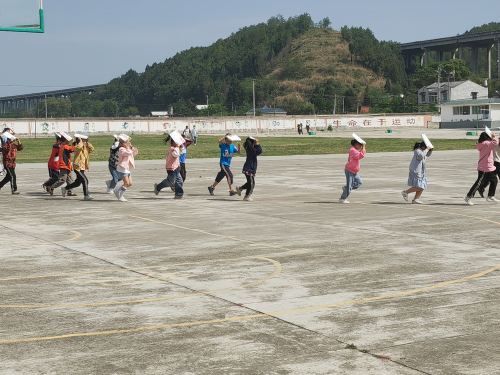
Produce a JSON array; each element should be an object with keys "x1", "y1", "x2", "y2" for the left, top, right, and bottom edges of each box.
[{"x1": 1, "y1": 149, "x2": 500, "y2": 374}]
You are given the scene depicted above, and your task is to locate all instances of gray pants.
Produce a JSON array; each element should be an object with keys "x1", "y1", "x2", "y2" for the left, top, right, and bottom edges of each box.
[{"x1": 50, "y1": 169, "x2": 74, "y2": 191}]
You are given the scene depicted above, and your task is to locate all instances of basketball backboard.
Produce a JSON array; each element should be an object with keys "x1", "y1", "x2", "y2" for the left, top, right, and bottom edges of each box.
[{"x1": 0, "y1": 0, "x2": 44, "y2": 33}]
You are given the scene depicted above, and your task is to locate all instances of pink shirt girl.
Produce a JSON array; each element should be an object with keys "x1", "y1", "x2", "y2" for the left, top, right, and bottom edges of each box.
[{"x1": 345, "y1": 147, "x2": 366, "y2": 174}]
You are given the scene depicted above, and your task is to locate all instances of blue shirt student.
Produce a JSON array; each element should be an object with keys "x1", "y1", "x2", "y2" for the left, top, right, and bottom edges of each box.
[{"x1": 220, "y1": 142, "x2": 238, "y2": 165}]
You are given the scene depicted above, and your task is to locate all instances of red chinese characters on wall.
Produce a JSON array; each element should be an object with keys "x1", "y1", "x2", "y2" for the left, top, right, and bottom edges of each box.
[
  {"x1": 348, "y1": 120, "x2": 357, "y2": 127},
  {"x1": 363, "y1": 119, "x2": 372, "y2": 126},
  {"x1": 406, "y1": 118, "x2": 416, "y2": 125},
  {"x1": 392, "y1": 119, "x2": 401, "y2": 126}
]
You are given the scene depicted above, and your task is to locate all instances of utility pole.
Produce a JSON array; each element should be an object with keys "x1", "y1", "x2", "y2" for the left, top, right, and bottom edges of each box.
[
  {"x1": 342, "y1": 96, "x2": 345, "y2": 114},
  {"x1": 252, "y1": 79, "x2": 256, "y2": 117},
  {"x1": 206, "y1": 95, "x2": 209, "y2": 116},
  {"x1": 436, "y1": 67, "x2": 442, "y2": 106},
  {"x1": 333, "y1": 94, "x2": 336, "y2": 115},
  {"x1": 44, "y1": 94, "x2": 48, "y2": 118}
]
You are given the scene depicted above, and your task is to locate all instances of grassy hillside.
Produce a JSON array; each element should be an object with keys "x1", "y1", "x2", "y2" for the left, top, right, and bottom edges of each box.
[{"x1": 267, "y1": 28, "x2": 386, "y2": 113}]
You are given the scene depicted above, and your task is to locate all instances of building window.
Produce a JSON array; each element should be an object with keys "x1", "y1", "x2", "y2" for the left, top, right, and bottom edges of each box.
[
  {"x1": 463, "y1": 106, "x2": 471, "y2": 115},
  {"x1": 441, "y1": 93, "x2": 448, "y2": 102},
  {"x1": 471, "y1": 92, "x2": 478, "y2": 100},
  {"x1": 429, "y1": 93, "x2": 437, "y2": 103},
  {"x1": 453, "y1": 107, "x2": 463, "y2": 115},
  {"x1": 472, "y1": 105, "x2": 489, "y2": 115}
]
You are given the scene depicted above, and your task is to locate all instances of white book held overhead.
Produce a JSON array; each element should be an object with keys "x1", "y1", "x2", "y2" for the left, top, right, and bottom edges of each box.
[
  {"x1": 226, "y1": 135, "x2": 241, "y2": 142},
  {"x1": 421, "y1": 134, "x2": 434, "y2": 149},
  {"x1": 170, "y1": 130, "x2": 185, "y2": 145},
  {"x1": 2, "y1": 132, "x2": 15, "y2": 140},
  {"x1": 352, "y1": 133, "x2": 366, "y2": 144},
  {"x1": 484, "y1": 125, "x2": 493, "y2": 138},
  {"x1": 74, "y1": 133, "x2": 88, "y2": 140}
]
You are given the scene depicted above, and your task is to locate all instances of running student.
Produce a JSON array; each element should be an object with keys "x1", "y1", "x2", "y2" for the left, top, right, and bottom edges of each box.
[
  {"x1": 340, "y1": 139, "x2": 366, "y2": 203},
  {"x1": 208, "y1": 134, "x2": 241, "y2": 196},
  {"x1": 179, "y1": 134, "x2": 193, "y2": 182},
  {"x1": 105, "y1": 135, "x2": 120, "y2": 194},
  {"x1": 236, "y1": 136, "x2": 262, "y2": 201},
  {"x1": 50, "y1": 132, "x2": 77, "y2": 196},
  {"x1": 42, "y1": 132, "x2": 62, "y2": 195},
  {"x1": 402, "y1": 141, "x2": 433, "y2": 204},
  {"x1": 62, "y1": 135, "x2": 94, "y2": 200},
  {"x1": 153, "y1": 134, "x2": 184, "y2": 199},
  {"x1": 113, "y1": 134, "x2": 138, "y2": 202},
  {"x1": 464, "y1": 131, "x2": 499, "y2": 205},
  {"x1": 477, "y1": 140, "x2": 500, "y2": 198},
  {"x1": 0, "y1": 132, "x2": 23, "y2": 194}
]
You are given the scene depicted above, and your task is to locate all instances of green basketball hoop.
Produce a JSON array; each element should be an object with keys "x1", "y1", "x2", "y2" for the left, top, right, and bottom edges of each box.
[{"x1": 0, "y1": 0, "x2": 44, "y2": 33}]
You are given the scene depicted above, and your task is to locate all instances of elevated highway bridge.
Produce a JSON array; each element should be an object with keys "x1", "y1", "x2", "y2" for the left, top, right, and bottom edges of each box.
[
  {"x1": 0, "y1": 84, "x2": 104, "y2": 114},
  {"x1": 401, "y1": 30, "x2": 500, "y2": 78}
]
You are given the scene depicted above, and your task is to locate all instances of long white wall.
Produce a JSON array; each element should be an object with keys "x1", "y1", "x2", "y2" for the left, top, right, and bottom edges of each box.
[{"x1": 1, "y1": 115, "x2": 431, "y2": 136}]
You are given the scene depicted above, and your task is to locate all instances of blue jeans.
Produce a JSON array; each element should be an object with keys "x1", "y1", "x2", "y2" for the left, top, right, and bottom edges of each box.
[
  {"x1": 341, "y1": 169, "x2": 362, "y2": 199},
  {"x1": 157, "y1": 169, "x2": 183, "y2": 196},
  {"x1": 108, "y1": 165, "x2": 120, "y2": 189}
]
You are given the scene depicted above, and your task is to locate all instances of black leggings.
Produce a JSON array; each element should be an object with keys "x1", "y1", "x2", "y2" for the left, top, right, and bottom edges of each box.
[
  {"x1": 180, "y1": 163, "x2": 186, "y2": 182},
  {"x1": 467, "y1": 170, "x2": 497, "y2": 198},
  {"x1": 66, "y1": 170, "x2": 89, "y2": 196},
  {"x1": 0, "y1": 167, "x2": 17, "y2": 191},
  {"x1": 240, "y1": 174, "x2": 255, "y2": 197}
]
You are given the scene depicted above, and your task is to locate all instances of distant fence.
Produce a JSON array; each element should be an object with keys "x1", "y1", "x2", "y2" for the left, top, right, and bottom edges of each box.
[{"x1": 1, "y1": 115, "x2": 433, "y2": 136}]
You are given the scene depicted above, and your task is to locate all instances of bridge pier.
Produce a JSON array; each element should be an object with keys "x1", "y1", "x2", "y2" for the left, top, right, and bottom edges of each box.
[
  {"x1": 471, "y1": 45, "x2": 479, "y2": 75},
  {"x1": 487, "y1": 45, "x2": 493, "y2": 79}
]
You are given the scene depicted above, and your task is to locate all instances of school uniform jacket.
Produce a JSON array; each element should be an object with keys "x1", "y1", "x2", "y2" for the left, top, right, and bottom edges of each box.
[
  {"x1": 2, "y1": 142, "x2": 23, "y2": 168},
  {"x1": 58, "y1": 145, "x2": 75, "y2": 171},
  {"x1": 47, "y1": 143, "x2": 61, "y2": 171},
  {"x1": 72, "y1": 142, "x2": 94, "y2": 172}
]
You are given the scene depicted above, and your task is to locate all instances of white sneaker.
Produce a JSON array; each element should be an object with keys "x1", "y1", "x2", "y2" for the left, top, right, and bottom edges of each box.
[
  {"x1": 84, "y1": 195, "x2": 94, "y2": 201},
  {"x1": 105, "y1": 180, "x2": 111, "y2": 190},
  {"x1": 463, "y1": 196, "x2": 474, "y2": 206},
  {"x1": 339, "y1": 198, "x2": 350, "y2": 204},
  {"x1": 106, "y1": 189, "x2": 114, "y2": 194},
  {"x1": 243, "y1": 196, "x2": 253, "y2": 201},
  {"x1": 118, "y1": 197, "x2": 128, "y2": 202},
  {"x1": 412, "y1": 199, "x2": 424, "y2": 204},
  {"x1": 401, "y1": 191, "x2": 408, "y2": 202},
  {"x1": 486, "y1": 196, "x2": 500, "y2": 203},
  {"x1": 114, "y1": 189, "x2": 121, "y2": 200},
  {"x1": 61, "y1": 187, "x2": 67, "y2": 197}
]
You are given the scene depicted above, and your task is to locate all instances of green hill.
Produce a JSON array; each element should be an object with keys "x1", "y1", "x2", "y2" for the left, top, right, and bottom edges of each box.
[{"x1": 8, "y1": 16, "x2": 499, "y2": 119}]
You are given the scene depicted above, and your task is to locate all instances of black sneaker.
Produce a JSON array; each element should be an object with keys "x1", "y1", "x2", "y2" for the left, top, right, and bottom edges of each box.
[
  {"x1": 479, "y1": 188, "x2": 485, "y2": 198},
  {"x1": 229, "y1": 190, "x2": 238, "y2": 196},
  {"x1": 208, "y1": 186, "x2": 214, "y2": 195}
]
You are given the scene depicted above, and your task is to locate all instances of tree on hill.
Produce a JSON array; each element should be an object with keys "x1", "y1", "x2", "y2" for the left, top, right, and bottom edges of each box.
[{"x1": 412, "y1": 59, "x2": 471, "y2": 88}]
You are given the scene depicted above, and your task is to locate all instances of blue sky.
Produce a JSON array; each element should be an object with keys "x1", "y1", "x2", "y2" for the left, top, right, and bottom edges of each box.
[{"x1": 0, "y1": 0, "x2": 498, "y2": 97}]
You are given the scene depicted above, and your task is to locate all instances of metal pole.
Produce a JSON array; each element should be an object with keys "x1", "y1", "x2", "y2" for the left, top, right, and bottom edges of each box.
[
  {"x1": 44, "y1": 94, "x2": 48, "y2": 118},
  {"x1": 253, "y1": 79, "x2": 256, "y2": 117},
  {"x1": 333, "y1": 94, "x2": 336, "y2": 115}
]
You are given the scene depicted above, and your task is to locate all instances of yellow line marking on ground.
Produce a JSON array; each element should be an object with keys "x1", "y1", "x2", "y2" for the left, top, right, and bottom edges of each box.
[
  {"x1": 356, "y1": 201, "x2": 500, "y2": 226},
  {"x1": 9, "y1": 231, "x2": 82, "y2": 247},
  {"x1": 128, "y1": 215, "x2": 306, "y2": 255},
  {"x1": 0, "y1": 256, "x2": 281, "y2": 282},
  {"x1": 2, "y1": 261, "x2": 498, "y2": 345},
  {"x1": 0, "y1": 257, "x2": 282, "y2": 308},
  {"x1": 2, "y1": 203, "x2": 498, "y2": 344}
]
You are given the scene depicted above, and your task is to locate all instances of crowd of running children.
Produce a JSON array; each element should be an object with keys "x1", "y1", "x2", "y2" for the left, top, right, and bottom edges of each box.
[{"x1": 1, "y1": 127, "x2": 500, "y2": 205}]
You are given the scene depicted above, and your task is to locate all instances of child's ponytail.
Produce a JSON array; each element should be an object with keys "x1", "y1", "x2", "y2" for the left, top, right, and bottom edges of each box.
[{"x1": 163, "y1": 135, "x2": 172, "y2": 145}]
